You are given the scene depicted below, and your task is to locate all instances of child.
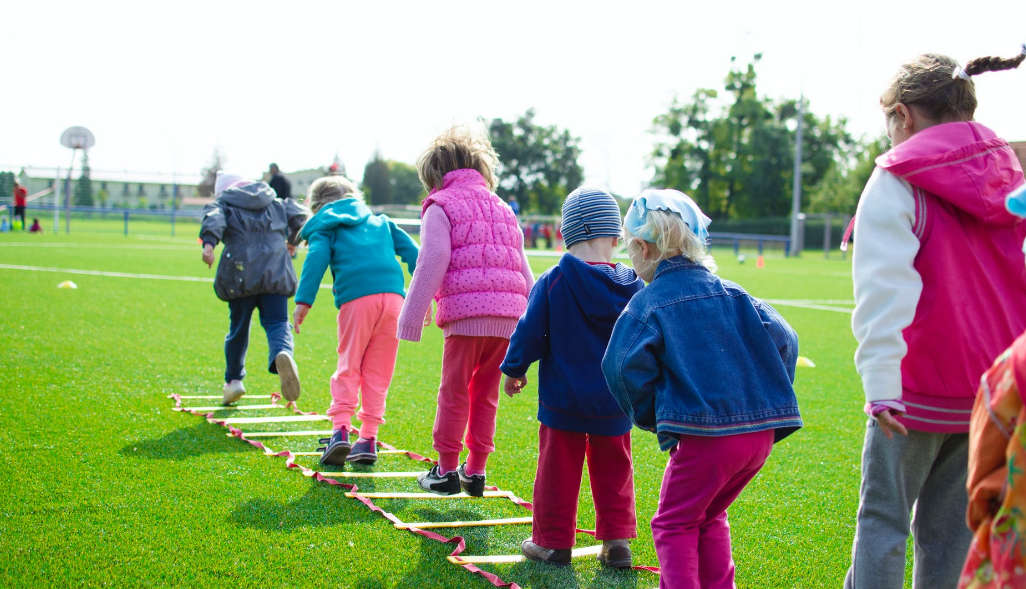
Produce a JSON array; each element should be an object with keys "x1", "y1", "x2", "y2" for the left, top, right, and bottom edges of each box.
[
  {"x1": 200, "y1": 171, "x2": 307, "y2": 406},
  {"x1": 501, "y1": 187, "x2": 643, "y2": 568},
  {"x1": 959, "y1": 184, "x2": 1026, "y2": 589},
  {"x1": 292, "y1": 176, "x2": 419, "y2": 465},
  {"x1": 602, "y1": 189, "x2": 802, "y2": 589},
  {"x1": 396, "y1": 125, "x2": 534, "y2": 496},
  {"x1": 847, "y1": 48, "x2": 1026, "y2": 589}
]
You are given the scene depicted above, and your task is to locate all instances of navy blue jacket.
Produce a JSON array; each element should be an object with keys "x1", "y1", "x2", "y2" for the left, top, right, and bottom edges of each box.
[
  {"x1": 602, "y1": 256, "x2": 802, "y2": 451},
  {"x1": 501, "y1": 255, "x2": 644, "y2": 436}
]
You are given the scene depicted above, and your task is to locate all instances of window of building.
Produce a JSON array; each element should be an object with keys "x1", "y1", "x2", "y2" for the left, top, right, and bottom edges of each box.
[{"x1": 137, "y1": 184, "x2": 146, "y2": 196}]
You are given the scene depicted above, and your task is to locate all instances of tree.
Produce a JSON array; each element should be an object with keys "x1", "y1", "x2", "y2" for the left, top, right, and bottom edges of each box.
[
  {"x1": 361, "y1": 150, "x2": 392, "y2": 205},
  {"x1": 484, "y1": 108, "x2": 584, "y2": 215},
  {"x1": 0, "y1": 172, "x2": 14, "y2": 201},
  {"x1": 197, "y1": 148, "x2": 226, "y2": 197},
  {"x1": 808, "y1": 135, "x2": 889, "y2": 214},
  {"x1": 96, "y1": 188, "x2": 109, "y2": 208},
  {"x1": 388, "y1": 160, "x2": 424, "y2": 205},
  {"x1": 650, "y1": 56, "x2": 856, "y2": 219},
  {"x1": 74, "y1": 152, "x2": 94, "y2": 207}
]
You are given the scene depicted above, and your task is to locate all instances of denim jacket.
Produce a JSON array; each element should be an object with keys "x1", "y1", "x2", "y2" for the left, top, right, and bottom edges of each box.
[{"x1": 601, "y1": 256, "x2": 802, "y2": 450}]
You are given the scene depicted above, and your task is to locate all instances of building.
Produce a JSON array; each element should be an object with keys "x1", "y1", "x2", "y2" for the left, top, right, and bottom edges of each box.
[
  {"x1": 1011, "y1": 141, "x2": 1026, "y2": 172},
  {"x1": 17, "y1": 167, "x2": 203, "y2": 210}
]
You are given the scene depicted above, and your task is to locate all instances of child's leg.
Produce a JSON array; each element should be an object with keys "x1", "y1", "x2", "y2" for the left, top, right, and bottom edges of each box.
[
  {"x1": 326, "y1": 296, "x2": 379, "y2": 432},
  {"x1": 464, "y1": 336, "x2": 508, "y2": 474},
  {"x1": 843, "y1": 424, "x2": 958, "y2": 589},
  {"x1": 532, "y1": 424, "x2": 587, "y2": 550},
  {"x1": 433, "y1": 336, "x2": 479, "y2": 474},
  {"x1": 910, "y1": 433, "x2": 970, "y2": 589},
  {"x1": 354, "y1": 293, "x2": 404, "y2": 439},
  {"x1": 225, "y1": 296, "x2": 258, "y2": 382},
  {"x1": 586, "y1": 431, "x2": 637, "y2": 542},
  {"x1": 255, "y1": 294, "x2": 294, "y2": 373},
  {"x1": 650, "y1": 430, "x2": 773, "y2": 589}
]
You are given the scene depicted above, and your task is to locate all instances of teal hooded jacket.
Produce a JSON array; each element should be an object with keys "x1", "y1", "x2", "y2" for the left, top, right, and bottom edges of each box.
[{"x1": 294, "y1": 198, "x2": 419, "y2": 309}]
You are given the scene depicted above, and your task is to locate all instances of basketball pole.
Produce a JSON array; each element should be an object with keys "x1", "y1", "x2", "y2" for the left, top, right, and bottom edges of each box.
[{"x1": 65, "y1": 147, "x2": 76, "y2": 235}]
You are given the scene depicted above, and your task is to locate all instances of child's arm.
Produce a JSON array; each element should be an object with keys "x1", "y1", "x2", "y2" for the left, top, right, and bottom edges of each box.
[
  {"x1": 284, "y1": 198, "x2": 309, "y2": 246},
  {"x1": 752, "y1": 298, "x2": 799, "y2": 383},
  {"x1": 499, "y1": 272, "x2": 551, "y2": 396},
  {"x1": 396, "y1": 205, "x2": 451, "y2": 342},
  {"x1": 519, "y1": 245, "x2": 536, "y2": 293},
  {"x1": 292, "y1": 231, "x2": 331, "y2": 333},
  {"x1": 389, "y1": 220, "x2": 420, "y2": 276},
  {"x1": 852, "y1": 168, "x2": 921, "y2": 432},
  {"x1": 601, "y1": 310, "x2": 662, "y2": 431},
  {"x1": 199, "y1": 200, "x2": 226, "y2": 249}
]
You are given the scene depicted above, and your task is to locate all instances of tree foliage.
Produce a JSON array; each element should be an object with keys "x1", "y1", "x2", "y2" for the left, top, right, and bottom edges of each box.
[
  {"x1": 807, "y1": 134, "x2": 889, "y2": 214},
  {"x1": 484, "y1": 108, "x2": 584, "y2": 215},
  {"x1": 361, "y1": 150, "x2": 392, "y2": 205},
  {"x1": 74, "y1": 151, "x2": 94, "y2": 207},
  {"x1": 197, "y1": 148, "x2": 226, "y2": 198},
  {"x1": 650, "y1": 56, "x2": 858, "y2": 219},
  {"x1": 388, "y1": 160, "x2": 424, "y2": 205}
]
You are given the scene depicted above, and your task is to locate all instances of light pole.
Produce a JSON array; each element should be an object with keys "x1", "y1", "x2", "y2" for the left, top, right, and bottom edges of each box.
[{"x1": 59, "y1": 126, "x2": 95, "y2": 235}]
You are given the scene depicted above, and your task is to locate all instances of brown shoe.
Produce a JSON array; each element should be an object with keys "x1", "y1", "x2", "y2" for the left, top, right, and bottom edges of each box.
[
  {"x1": 521, "y1": 539, "x2": 571, "y2": 567},
  {"x1": 597, "y1": 541, "x2": 633, "y2": 568}
]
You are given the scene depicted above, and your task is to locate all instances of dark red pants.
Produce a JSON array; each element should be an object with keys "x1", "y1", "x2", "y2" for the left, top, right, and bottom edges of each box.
[{"x1": 531, "y1": 423, "x2": 637, "y2": 549}]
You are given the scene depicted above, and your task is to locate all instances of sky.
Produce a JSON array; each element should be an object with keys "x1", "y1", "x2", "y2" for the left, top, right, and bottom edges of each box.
[{"x1": 2, "y1": 0, "x2": 1025, "y2": 196}]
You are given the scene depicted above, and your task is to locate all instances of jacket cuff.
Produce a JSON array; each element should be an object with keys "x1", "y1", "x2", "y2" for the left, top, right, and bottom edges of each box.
[
  {"x1": 396, "y1": 323, "x2": 423, "y2": 342},
  {"x1": 202, "y1": 240, "x2": 217, "y2": 249},
  {"x1": 500, "y1": 364, "x2": 526, "y2": 379},
  {"x1": 295, "y1": 301, "x2": 312, "y2": 308},
  {"x1": 860, "y1": 365, "x2": 903, "y2": 404}
]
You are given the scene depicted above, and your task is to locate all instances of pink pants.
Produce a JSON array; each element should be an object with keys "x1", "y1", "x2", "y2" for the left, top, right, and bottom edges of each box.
[
  {"x1": 531, "y1": 423, "x2": 637, "y2": 549},
  {"x1": 432, "y1": 335, "x2": 508, "y2": 474},
  {"x1": 326, "y1": 293, "x2": 404, "y2": 439},
  {"x1": 652, "y1": 430, "x2": 774, "y2": 589}
]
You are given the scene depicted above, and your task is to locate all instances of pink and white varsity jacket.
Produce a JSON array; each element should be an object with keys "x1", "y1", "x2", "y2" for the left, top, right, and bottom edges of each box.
[{"x1": 852, "y1": 121, "x2": 1026, "y2": 433}]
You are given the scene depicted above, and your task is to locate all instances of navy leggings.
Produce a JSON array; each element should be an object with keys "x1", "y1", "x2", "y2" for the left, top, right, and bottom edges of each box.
[{"x1": 225, "y1": 294, "x2": 293, "y2": 383}]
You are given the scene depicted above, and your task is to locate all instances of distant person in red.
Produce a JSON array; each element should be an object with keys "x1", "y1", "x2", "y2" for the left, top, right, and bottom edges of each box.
[
  {"x1": 13, "y1": 180, "x2": 27, "y2": 230},
  {"x1": 541, "y1": 224, "x2": 553, "y2": 249},
  {"x1": 28, "y1": 218, "x2": 42, "y2": 233}
]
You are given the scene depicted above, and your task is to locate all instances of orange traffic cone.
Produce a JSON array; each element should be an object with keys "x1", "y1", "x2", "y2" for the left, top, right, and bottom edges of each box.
[{"x1": 756, "y1": 255, "x2": 765, "y2": 269}]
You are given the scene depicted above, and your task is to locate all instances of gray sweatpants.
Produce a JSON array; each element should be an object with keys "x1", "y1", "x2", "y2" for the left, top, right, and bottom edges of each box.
[{"x1": 843, "y1": 420, "x2": 970, "y2": 589}]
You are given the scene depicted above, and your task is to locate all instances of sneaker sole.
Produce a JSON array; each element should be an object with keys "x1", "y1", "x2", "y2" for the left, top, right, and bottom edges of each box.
[
  {"x1": 275, "y1": 353, "x2": 301, "y2": 402},
  {"x1": 597, "y1": 555, "x2": 633, "y2": 569},
  {"x1": 522, "y1": 550, "x2": 571, "y2": 567},
  {"x1": 345, "y1": 452, "x2": 377, "y2": 465},
  {"x1": 319, "y1": 444, "x2": 351, "y2": 466},
  {"x1": 222, "y1": 388, "x2": 245, "y2": 406}
]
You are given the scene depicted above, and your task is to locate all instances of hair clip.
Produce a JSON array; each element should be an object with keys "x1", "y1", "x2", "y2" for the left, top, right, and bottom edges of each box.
[
  {"x1": 951, "y1": 66, "x2": 971, "y2": 81},
  {"x1": 1020, "y1": 43, "x2": 1026, "y2": 56}
]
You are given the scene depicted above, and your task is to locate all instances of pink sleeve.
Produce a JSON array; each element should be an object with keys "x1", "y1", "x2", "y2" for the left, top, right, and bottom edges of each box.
[
  {"x1": 396, "y1": 205, "x2": 451, "y2": 342},
  {"x1": 520, "y1": 245, "x2": 535, "y2": 293}
]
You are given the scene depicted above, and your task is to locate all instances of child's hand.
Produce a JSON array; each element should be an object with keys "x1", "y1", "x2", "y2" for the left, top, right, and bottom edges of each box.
[
  {"x1": 293, "y1": 303, "x2": 311, "y2": 334},
  {"x1": 875, "y1": 409, "x2": 909, "y2": 439},
  {"x1": 504, "y1": 375, "x2": 528, "y2": 398},
  {"x1": 202, "y1": 244, "x2": 215, "y2": 268},
  {"x1": 423, "y1": 304, "x2": 433, "y2": 328},
  {"x1": 287, "y1": 243, "x2": 296, "y2": 257}
]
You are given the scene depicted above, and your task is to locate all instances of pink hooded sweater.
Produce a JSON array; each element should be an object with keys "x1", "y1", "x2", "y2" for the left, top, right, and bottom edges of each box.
[
  {"x1": 853, "y1": 121, "x2": 1026, "y2": 433},
  {"x1": 397, "y1": 169, "x2": 533, "y2": 341}
]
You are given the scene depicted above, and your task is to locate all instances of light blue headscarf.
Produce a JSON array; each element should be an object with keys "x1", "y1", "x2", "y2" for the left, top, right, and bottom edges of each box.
[{"x1": 624, "y1": 189, "x2": 711, "y2": 245}]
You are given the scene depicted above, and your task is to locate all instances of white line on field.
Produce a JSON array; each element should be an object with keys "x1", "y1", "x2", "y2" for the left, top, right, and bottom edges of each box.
[
  {"x1": 0, "y1": 242, "x2": 196, "y2": 251},
  {"x1": 763, "y1": 299, "x2": 854, "y2": 314},
  {"x1": 0, "y1": 264, "x2": 332, "y2": 289}
]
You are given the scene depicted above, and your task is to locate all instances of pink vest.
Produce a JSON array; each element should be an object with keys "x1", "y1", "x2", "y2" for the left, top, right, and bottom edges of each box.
[
  {"x1": 421, "y1": 169, "x2": 528, "y2": 325},
  {"x1": 879, "y1": 122, "x2": 1026, "y2": 432}
]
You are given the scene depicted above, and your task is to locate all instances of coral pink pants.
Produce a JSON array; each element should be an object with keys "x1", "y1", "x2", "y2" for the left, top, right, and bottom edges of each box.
[
  {"x1": 531, "y1": 423, "x2": 637, "y2": 549},
  {"x1": 432, "y1": 335, "x2": 508, "y2": 474},
  {"x1": 652, "y1": 430, "x2": 774, "y2": 589},
  {"x1": 326, "y1": 293, "x2": 404, "y2": 439}
]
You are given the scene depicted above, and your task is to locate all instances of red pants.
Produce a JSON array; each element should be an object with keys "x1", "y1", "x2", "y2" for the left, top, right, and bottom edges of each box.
[
  {"x1": 432, "y1": 335, "x2": 508, "y2": 474},
  {"x1": 531, "y1": 423, "x2": 638, "y2": 549}
]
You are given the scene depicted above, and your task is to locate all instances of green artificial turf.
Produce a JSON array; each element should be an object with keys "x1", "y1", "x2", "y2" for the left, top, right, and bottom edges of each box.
[{"x1": 0, "y1": 227, "x2": 883, "y2": 588}]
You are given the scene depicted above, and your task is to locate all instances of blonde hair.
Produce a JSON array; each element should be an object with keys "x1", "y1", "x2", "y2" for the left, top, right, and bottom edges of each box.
[
  {"x1": 881, "y1": 51, "x2": 1025, "y2": 123},
  {"x1": 623, "y1": 209, "x2": 717, "y2": 272},
  {"x1": 306, "y1": 175, "x2": 361, "y2": 214},
  {"x1": 416, "y1": 125, "x2": 499, "y2": 192}
]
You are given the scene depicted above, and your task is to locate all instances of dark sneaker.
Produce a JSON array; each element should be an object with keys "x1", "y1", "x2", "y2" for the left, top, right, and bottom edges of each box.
[
  {"x1": 521, "y1": 539, "x2": 571, "y2": 567},
  {"x1": 457, "y1": 463, "x2": 485, "y2": 497},
  {"x1": 417, "y1": 465, "x2": 461, "y2": 496},
  {"x1": 275, "y1": 352, "x2": 301, "y2": 402},
  {"x1": 346, "y1": 438, "x2": 377, "y2": 465},
  {"x1": 597, "y1": 540, "x2": 633, "y2": 568},
  {"x1": 317, "y1": 430, "x2": 351, "y2": 465}
]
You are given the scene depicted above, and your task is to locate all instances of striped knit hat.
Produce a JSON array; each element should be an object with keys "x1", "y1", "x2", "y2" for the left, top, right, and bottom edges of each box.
[{"x1": 560, "y1": 186, "x2": 623, "y2": 248}]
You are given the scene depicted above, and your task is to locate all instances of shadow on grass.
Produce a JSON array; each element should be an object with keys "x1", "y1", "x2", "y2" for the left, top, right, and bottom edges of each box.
[
  {"x1": 228, "y1": 481, "x2": 378, "y2": 531},
  {"x1": 120, "y1": 422, "x2": 253, "y2": 460},
  {"x1": 500, "y1": 555, "x2": 642, "y2": 589}
]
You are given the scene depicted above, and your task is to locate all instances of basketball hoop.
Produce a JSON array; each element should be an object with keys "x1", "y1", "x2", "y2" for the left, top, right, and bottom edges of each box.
[{"x1": 60, "y1": 126, "x2": 95, "y2": 150}]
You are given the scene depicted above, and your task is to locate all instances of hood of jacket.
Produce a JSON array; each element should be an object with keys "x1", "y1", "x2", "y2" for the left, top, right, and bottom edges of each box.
[
  {"x1": 300, "y1": 198, "x2": 372, "y2": 239},
  {"x1": 558, "y1": 255, "x2": 640, "y2": 329},
  {"x1": 218, "y1": 182, "x2": 277, "y2": 210},
  {"x1": 876, "y1": 121, "x2": 1025, "y2": 227}
]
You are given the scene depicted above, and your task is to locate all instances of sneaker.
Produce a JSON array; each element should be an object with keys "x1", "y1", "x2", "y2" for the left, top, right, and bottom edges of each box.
[
  {"x1": 317, "y1": 430, "x2": 351, "y2": 465},
  {"x1": 457, "y1": 463, "x2": 486, "y2": 497},
  {"x1": 275, "y1": 352, "x2": 301, "y2": 402},
  {"x1": 597, "y1": 540, "x2": 633, "y2": 569},
  {"x1": 521, "y1": 539, "x2": 571, "y2": 567},
  {"x1": 222, "y1": 380, "x2": 246, "y2": 405},
  {"x1": 417, "y1": 465, "x2": 461, "y2": 496},
  {"x1": 346, "y1": 437, "x2": 377, "y2": 465}
]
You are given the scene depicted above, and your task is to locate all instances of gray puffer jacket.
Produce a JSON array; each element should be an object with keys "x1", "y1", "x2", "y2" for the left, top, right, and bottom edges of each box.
[{"x1": 200, "y1": 182, "x2": 307, "y2": 301}]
